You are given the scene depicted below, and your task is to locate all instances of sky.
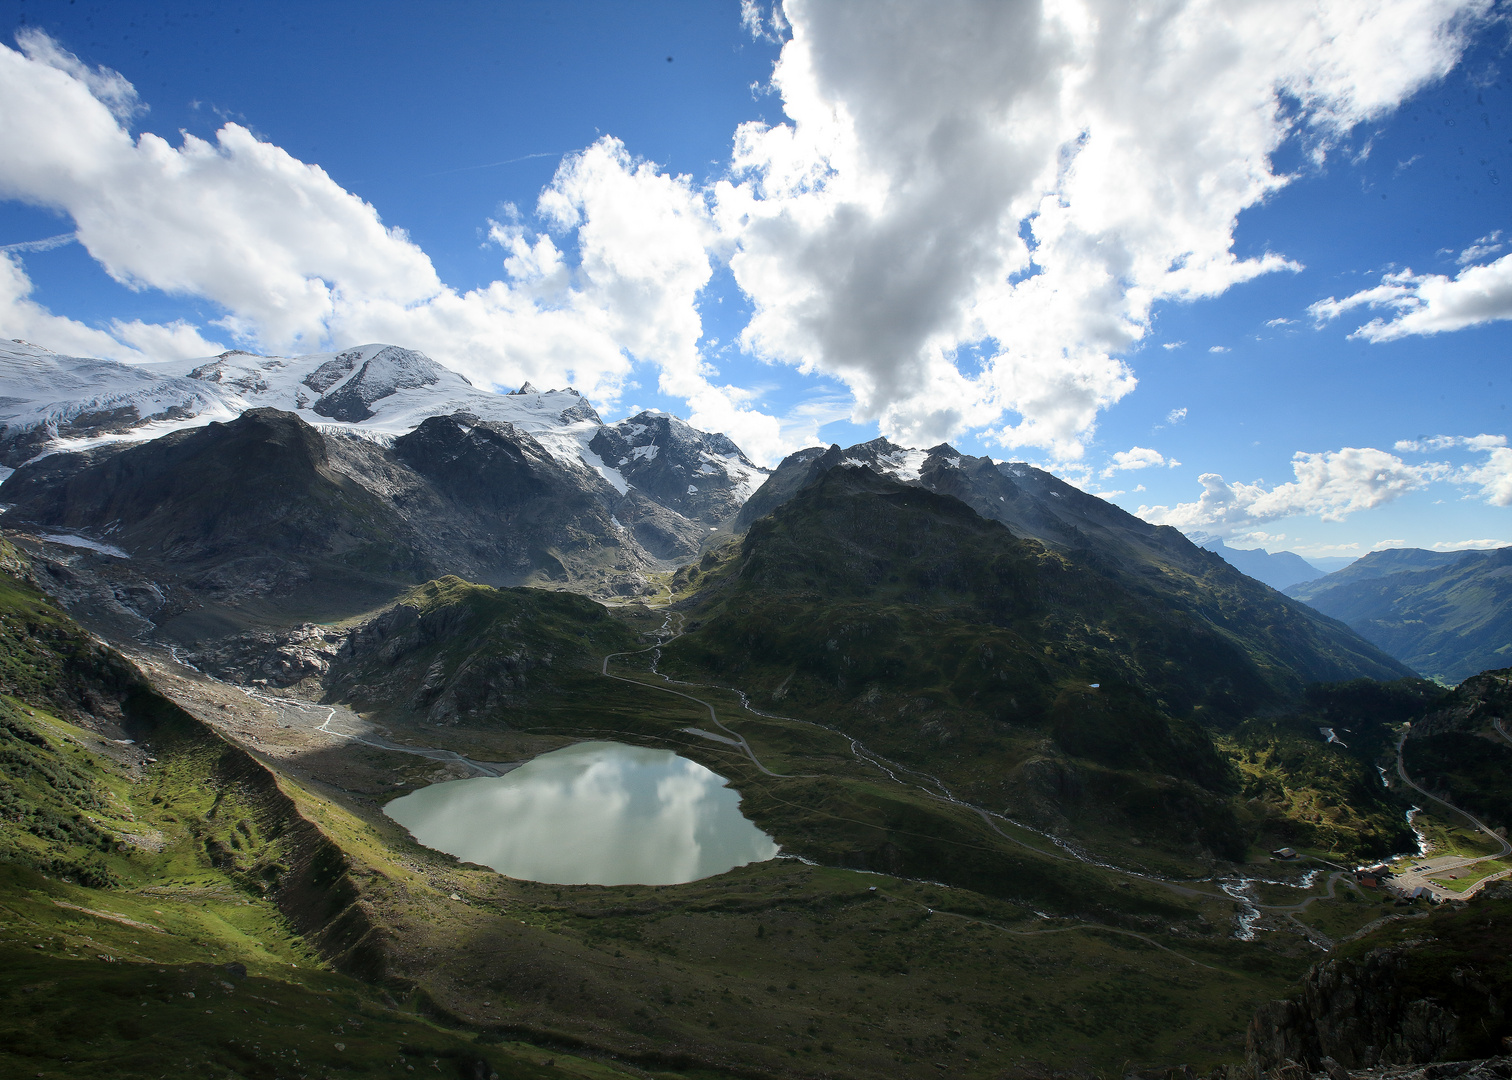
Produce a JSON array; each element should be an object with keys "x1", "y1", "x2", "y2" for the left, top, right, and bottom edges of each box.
[{"x1": 0, "y1": 0, "x2": 1508, "y2": 560}]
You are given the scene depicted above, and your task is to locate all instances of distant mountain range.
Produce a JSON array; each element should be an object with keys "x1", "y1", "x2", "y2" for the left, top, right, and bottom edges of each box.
[
  {"x1": 1285, "y1": 546, "x2": 1512, "y2": 683},
  {"x1": 1189, "y1": 535, "x2": 1332, "y2": 591},
  {"x1": 0, "y1": 341, "x2": 766, "y2": 628},
  {"x1": 0, "y1": 338, "x2": 766, "y2": 546}
]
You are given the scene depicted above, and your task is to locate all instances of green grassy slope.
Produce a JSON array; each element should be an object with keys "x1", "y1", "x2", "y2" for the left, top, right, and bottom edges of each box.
[
  {"x1": 1287, "y1": 547, "x2": 1512, "y2": 683},
  {"x1": 0, "y1": 555, "x2": 645, "y2": 1079}
]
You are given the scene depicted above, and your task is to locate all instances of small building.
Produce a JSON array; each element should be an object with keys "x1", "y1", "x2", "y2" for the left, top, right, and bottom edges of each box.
[
  {"x1": 1357, "y1": 874, "x2": 1380, "y2": 888},
  {"x1": 1272, "y1": 847, "x2": 1298, "y2": 860}
]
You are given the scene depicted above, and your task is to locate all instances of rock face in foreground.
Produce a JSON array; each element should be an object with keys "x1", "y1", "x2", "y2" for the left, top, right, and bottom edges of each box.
[
  {"x1": 1245, "y1": 890, "x2": 1512, "y2": 1077},
  {"x1": 1238, "y1": 1057, "x2": 1512, "y2": 1080},
  {"x1": 1247, "y1": 948, "x2": 1463, "y2": 1073}
]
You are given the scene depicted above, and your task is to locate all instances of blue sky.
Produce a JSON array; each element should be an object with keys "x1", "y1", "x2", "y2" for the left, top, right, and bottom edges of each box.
[{"x1": 0, "y1": 0, "x2": 1509, "y2": 559}]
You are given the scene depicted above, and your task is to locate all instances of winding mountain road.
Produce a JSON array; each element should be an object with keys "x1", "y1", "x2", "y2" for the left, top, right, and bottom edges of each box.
[{"x1": 1386, "y1": 726, "x2": 1512, "y2": 900}]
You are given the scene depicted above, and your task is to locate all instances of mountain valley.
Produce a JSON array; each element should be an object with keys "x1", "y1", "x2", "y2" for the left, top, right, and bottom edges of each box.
[
  {"x1": 1286, "y1": 547, "x2": 1512, "y2": 684},
  {"x1": 2, "y1": 343, "x2": 1510, "y2": 1080}
]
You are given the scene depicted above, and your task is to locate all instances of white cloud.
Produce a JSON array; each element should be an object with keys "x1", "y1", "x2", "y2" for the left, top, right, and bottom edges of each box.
[
  {"x1": 739, "y1": 0, "x2": 787, "y2": 43},
  {"x1": 1265, "y1": 317, "x2": 1296, "y2": 326},
  {"x1": 1457, "y1": 229, "x2": 1503, "y2": 265},
  {"x1": 1102, "y1": 445, "x2": 1177, "y2": 477},
  {"x1": 1395, "y1": 433, "x2": 1506, "y2": 452},
  {"x1": 1166, "y1": 406, "x2": 1188, "y2": 424},
  {"x1": 1311, "y1": 243, "x2": 1512, "y2": 341},
  {"x1": 0, "y1": 231, "x2": 76, "y2": 254},
  {"x1": 0, "y1": 253, "x2": 123, "y2": 359},
  {"x1": 1208, "y1": 345, "x2": 1229, "y2": 354},
  {"x1": 107, "y1": 316, "x2": 226, "y2": 360},
  {"x1": 14, "y1": 26, "x2": 142, "y2": 122},
  {"x1": 1139, "y1": 446, "x2": 1447, "y2": 534},
  {"x1": 1429, "y1": 537, "x2": 1510, "y2": 551},
  {"x1": 715, "y1": 0, "x2": 1481, "y2": 457},
  {"x1": 1162, "y1": 341, "x2": 1186, "y2": 350},
  {"x1": 1224, "y1": 530, "x2": 1289, "y2": 550},
  {"x1": 0, "y1": 7, "x2": 1495, "y2": 465},
  {"x1": 1457, "y1": 446, "x2": 1512, "y2": 506},
  {"x1": 1391, "y1": 434, "x2": 1512, "y2": 506},
  {"x1": 0, "y1": 34, "x2": 794, "y2": 457}
]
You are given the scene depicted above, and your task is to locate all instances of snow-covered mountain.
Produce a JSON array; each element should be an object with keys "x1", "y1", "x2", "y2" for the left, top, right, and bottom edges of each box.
[{"x1": 0, "y1": 338, "x2": 765, "y2": 512}]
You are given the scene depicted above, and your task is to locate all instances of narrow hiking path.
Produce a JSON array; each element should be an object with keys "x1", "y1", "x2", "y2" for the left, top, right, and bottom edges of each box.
[
  {"x1": 600, "y1": 612, "x2": 803, "y2": 780},
  {"x1": 600, "y1": 617, "x2": 1237, "y2": 970},
  {"x1": 595, "y1": 610, "x2": 1290, "y2": 922}
]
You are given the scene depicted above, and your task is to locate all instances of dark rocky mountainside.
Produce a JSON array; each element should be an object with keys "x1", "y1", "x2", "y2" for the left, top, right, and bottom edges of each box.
[
  {"x1": 589, "y1": 409, "x2": 766, "y2": 559},
  {"x1": 1289, "y1": 549, "x2": 1469, "y2": 597},
  {"x1": 664, "y1": 466, "x2": 1414, "y2": 861},
  {"x1": 1400, "y1": 668, "x2": 1512, "y2": 834},
  {"x1": 1285, "y1": 547, "x2": 1512, "y2": 684},
  {"x1": 0, "y1": 409, "x2": 660, "y2": 651},
  {"x1": 325, "y1": 576, "x2": 639, "y2": 726},
  {"x1": 738, "y1": 440, "x2": 1413, "y2": 695}
]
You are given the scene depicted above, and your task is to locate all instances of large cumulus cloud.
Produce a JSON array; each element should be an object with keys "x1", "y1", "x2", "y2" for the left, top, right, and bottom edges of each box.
[
  {"x1": 0, "y1": 3, "x2": 1495, "y2": 464},
  {"x1": 720, "y1": 0, "x2": 1488, "y2": 456}
]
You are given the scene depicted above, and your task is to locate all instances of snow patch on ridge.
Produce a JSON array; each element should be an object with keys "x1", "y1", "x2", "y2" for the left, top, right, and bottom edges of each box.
[
  {"x1": 38, "y1": 532, "x2": 129, "y2": 558},
  {"x1": 875, "y1": 448, "x2": 928, "y2": 483}
]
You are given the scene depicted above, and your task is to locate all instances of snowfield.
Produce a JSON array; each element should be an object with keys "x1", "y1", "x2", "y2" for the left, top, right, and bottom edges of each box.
[{"x1": 0, "y1": 339, "x2": 766, "y2": 504}]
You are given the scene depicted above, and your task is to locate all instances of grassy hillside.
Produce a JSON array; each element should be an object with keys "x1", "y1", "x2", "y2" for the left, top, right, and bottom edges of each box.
[
  {"x1": 1286, "y1": 547, "x2": 1512, "y2": 683},
  {"x1": 0, "y1": 560, "x2": 1327, "y2": 1078},
  {"x1": 0, "y1": 553, "x2": 653, "y2": 1079},
  {"x1": 0, "y1": 517, "x2": 1468, "y2": 1077}
]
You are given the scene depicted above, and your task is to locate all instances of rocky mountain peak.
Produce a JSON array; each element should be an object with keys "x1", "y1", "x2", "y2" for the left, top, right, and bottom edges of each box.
[{"x1": 590, "y1": 410, "x2": 765, "y2": 527}]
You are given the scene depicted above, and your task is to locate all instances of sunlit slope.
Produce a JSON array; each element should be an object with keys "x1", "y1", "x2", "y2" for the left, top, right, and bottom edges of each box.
[{"x1": 0, "y1": 552, "x2": 642, "y2": 1079}]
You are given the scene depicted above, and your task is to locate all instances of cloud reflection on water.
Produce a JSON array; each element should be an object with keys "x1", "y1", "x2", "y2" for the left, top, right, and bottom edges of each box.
[{"x1": 385, "y1": 741, "x2": 778, "y2": 885}]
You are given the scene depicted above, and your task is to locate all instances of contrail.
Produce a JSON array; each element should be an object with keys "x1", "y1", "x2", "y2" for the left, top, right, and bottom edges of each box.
[
  {"x1": 423, "y1": 152, "x2": 561, "y2": 178},
  {"x1": 1, "y1": 232, "x2": 77, "y2": 254}
]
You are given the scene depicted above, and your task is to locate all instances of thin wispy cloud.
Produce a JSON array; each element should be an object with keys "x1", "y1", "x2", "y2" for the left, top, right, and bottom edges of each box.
[{"x1": 0, "y1": 232, "x2": 77, "y2": 254}]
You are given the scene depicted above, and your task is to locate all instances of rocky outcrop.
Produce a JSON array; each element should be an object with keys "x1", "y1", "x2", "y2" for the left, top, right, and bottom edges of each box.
[
  {"x1": 182, "y1": 623, "x2": 348, "y2": 687},
  {"x1": 326, "y1": 578, "x2": 634, "y2": 727},
  {"x1": 1247, "y1": 947, "x2": 1462, "y2": 1074},
  {"x1": 1410, "y1": 669, "x2": 1512, "y2": 739},
  {"x1": 1246, "y1": 890, "x2": 1512, "y2": 1078}
]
